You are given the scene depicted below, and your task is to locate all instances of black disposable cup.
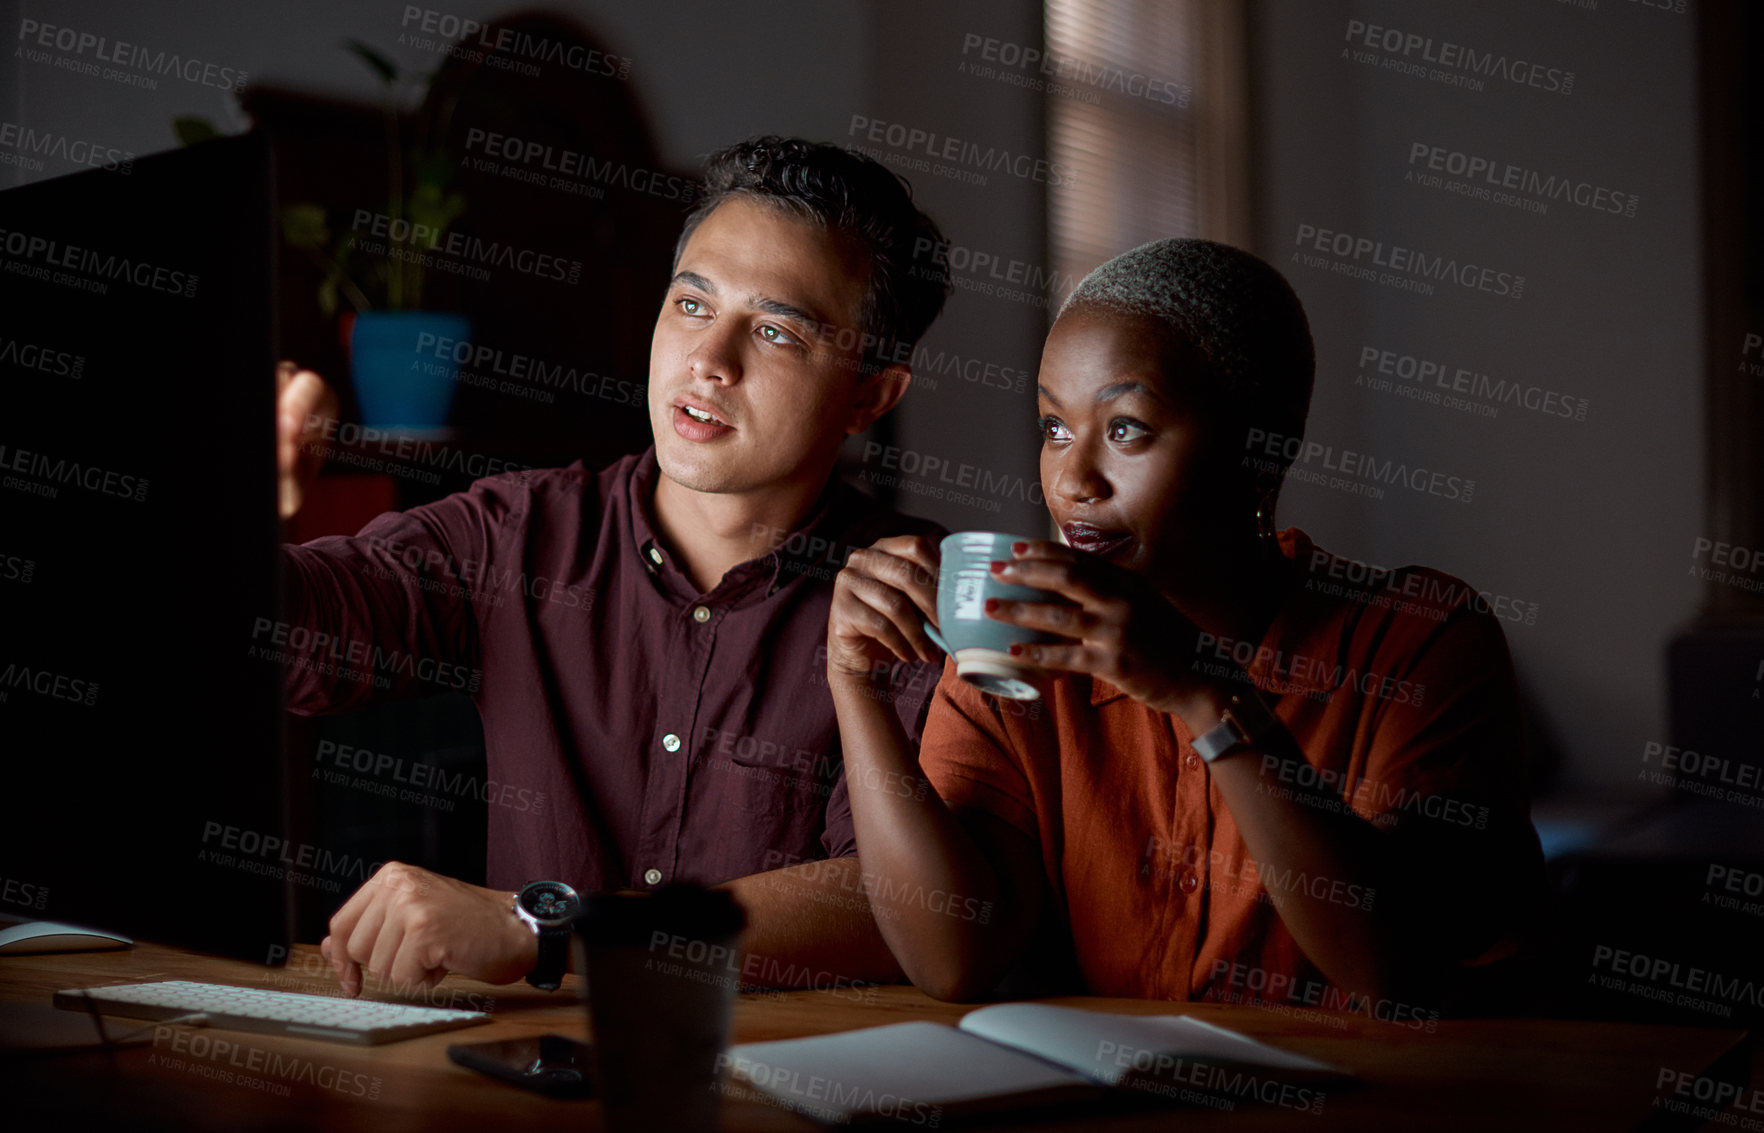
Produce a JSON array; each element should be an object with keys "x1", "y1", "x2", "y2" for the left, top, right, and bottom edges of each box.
[{"x1": 574, "y1": 885, "x2": 746, "y2": 1131}]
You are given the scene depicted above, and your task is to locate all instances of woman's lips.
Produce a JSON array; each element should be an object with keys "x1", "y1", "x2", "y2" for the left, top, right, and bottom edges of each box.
[{"x1": 1062, "y1": 523, "x2": 1131, "y2": 556}]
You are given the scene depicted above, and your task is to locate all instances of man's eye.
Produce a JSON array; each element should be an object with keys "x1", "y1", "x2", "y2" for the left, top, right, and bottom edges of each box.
[
  {"x1": 1109, "y1": 419, "x2": 1149, "y2": 443},
  {"x1": 758, "y1": 324, "x2": 800, "y2": 348},
  {"x1": 1039, "y1": 415, "x2": 1072, "y2": 442},
  {"x1": 677, "y1": 297, "x2": 705, "y2": 316}
]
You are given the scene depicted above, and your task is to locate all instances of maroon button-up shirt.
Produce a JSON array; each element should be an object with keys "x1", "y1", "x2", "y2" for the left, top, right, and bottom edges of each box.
[{"x1": 280, "y1": 448, "x2": 943, "y2": 892}]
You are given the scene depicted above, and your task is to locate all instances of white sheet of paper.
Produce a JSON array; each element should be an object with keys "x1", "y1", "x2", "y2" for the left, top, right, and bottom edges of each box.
[
  {"x1": 958, "y1": 1003, "x2": 1340, "y2": 1086},
  {"x1": 727, "y1": 1020, "x2": 1090, "y2": 1121}
]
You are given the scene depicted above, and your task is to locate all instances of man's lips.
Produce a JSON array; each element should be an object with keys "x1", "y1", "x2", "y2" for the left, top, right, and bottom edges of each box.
[
  {"x1": 671, "y1": 396, "x2": 734, "y2": 442},
  {"x1": 1062, "y1": 522, "x2": 1132, "y2": 555},
  {"x1": 673, "y1": 395, "x2": 732, "y2": 427}
]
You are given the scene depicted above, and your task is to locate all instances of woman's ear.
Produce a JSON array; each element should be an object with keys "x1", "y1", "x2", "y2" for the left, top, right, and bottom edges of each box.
[
  {"x1": 1253, "y1": 467, "x2": 1284, "y2": 542},
  {"x1": 1253, "y1": 466, "x2": 1284, "y2": 503},
  {"x1": 845, "y1": 363, "x2": 914, "y2": 435}
]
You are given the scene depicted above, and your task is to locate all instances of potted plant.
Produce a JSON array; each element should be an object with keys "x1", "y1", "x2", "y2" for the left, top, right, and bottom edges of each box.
[{"x1": 180, "y1": 40, "x2": 470, "y2": 434}]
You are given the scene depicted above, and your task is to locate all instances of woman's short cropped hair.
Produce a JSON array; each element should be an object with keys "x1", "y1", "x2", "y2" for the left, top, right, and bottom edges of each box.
[{"x1": 1059, "y1": 238, "x2": 1315, "y2": 459}]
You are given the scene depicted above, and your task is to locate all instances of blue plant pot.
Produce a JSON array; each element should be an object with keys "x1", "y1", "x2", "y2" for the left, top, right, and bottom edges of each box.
[{"x1": 348, "y1": 311, "x2": 471, "y2": 432}]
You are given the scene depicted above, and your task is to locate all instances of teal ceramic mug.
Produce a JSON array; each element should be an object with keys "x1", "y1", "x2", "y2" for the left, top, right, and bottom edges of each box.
[{"x1": 925, "y1": 531, "x2": 1068, "y2": 701}]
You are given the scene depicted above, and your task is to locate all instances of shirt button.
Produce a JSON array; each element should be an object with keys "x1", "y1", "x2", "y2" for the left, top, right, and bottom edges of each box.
[
  {"x1": 1179, "y1": 871, "x2": 1200, "y2": 894},
  {"x1": 662, "y1": 733, "x2": 682, "y2": 752},
  {"x1": 692, "y1": 605, "x2": 711, "y2": 623},
  {"x1": 1185, "y1": 752, "x2": 1202, "y2": 771},
  {"x1": 646, "y1": 547, "x2": 663, "y2": 566},
  {"x1": 643, "y1": 868, "x2": 662, "y2": 886}
]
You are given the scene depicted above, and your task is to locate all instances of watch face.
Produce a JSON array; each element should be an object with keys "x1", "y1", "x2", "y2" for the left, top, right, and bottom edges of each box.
[{"x1": 520, "y1": 881, "x2": 580, "y2": 923}]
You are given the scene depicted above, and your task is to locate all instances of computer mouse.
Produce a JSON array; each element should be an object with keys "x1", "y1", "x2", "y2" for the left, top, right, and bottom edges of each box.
[{"x1": 0, "y1": 921, "x2": 133, "y2": 954}]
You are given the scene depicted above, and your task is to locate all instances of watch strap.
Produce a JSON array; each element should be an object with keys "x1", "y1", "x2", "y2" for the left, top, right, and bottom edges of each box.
[
  {"x1": 527, "y1": 923, "x2": 570, "y2": 991},
  {"x1": 1192, "y1": 689, "x2": 1277, "y2": 763}
]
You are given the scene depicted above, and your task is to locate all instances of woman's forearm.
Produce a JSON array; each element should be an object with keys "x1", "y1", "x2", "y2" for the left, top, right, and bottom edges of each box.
[
  {"x1": 1202, "y1": 705, "x2": 1472, "y2": 1006},
  {"x1": 831, "y1": 673, "x2": 1019, "y2": 1001}
]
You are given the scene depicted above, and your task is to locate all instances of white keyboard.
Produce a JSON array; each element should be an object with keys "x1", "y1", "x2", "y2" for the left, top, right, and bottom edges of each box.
[{"x1": 54, "y1": 980, "x2": 491, "y2": 1045}]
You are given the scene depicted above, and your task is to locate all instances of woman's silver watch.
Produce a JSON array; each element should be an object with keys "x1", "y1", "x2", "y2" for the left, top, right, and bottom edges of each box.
[{"x1": 1191, "y1": 689, "x2": 1278, "y2": 763}]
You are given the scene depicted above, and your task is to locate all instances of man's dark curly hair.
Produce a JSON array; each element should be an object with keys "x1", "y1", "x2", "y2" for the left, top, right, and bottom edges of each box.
[{"x1": 674, "y1": 135, "x2": 952, "y2": 376}]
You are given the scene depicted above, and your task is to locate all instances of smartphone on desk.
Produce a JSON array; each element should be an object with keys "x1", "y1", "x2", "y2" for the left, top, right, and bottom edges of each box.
[{"x1": 447, "y1": 1034, "x2": 594, "y2": 1098}]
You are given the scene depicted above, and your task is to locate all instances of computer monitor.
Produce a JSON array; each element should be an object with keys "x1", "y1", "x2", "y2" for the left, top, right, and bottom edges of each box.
[{"x1": 0, "y1": 132, "x2": 292, "y2": 964}]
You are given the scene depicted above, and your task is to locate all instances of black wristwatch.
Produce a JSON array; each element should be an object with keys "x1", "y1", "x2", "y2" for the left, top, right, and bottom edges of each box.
[{"x1": 513, "y1": 880, "x2": 581, "y2": 991}]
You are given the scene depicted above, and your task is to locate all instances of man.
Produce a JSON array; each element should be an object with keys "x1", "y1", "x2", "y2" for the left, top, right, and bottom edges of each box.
[{"x1": 275, "y1": 136, "x2": 950, "y2": 996}]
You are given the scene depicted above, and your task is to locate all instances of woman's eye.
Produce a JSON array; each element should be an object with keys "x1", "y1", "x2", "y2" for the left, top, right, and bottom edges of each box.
[
  {"x1": 1108, "y1": 419, "x2": 1149, "y2": 443},
  {"x1": 1039, "y1": 415, "x2": 1071, "y2": 442}
]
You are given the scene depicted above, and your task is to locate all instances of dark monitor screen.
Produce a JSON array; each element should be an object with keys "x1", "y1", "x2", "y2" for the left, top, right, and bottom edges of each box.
[{"x1": 0, "y1": 132, "x2": 291, "y2": 965}]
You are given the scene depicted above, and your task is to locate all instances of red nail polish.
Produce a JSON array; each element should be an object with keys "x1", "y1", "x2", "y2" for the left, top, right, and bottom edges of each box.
[
  {"x1": 1009, "y1": 643, "x2": 1023, "y2": 655},
  {"x1": 984, "y1": 598, "x2": 1000, "y2": 612},
  {"x1": 1012, "y1": 541, "x2": 1027, "y2": 554}
]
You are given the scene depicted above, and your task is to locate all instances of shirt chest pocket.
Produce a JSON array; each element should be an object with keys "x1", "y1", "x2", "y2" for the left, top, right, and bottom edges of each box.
[{"x1": 715, "y1": 733, "x2": 838, "y2": 817}]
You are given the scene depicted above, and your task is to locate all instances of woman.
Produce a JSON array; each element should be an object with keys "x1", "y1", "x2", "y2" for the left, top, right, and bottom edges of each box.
[{"x1": 825, "y1": 238, "x2": 1544, "y2": 1012}]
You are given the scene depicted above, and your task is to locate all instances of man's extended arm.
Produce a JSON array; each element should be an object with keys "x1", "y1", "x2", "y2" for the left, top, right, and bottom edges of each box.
[{"x1": 273, "y1": 362, "x2": 487, "y2": 715}]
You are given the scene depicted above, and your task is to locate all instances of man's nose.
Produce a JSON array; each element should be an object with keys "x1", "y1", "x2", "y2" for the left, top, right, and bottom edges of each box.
[{"x1": 687, "y1": 323, "x2": 743, "y2": 385}]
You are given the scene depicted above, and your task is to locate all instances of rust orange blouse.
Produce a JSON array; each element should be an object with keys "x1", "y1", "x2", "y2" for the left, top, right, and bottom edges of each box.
[{"x1": 916, "y1": 529, "x2": 1544, "y2": 1006}]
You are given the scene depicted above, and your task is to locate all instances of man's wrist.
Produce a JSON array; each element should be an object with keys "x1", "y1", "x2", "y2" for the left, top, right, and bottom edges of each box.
[{"x1": 507, "y1": 891, "x2": 539, "y2": 969}]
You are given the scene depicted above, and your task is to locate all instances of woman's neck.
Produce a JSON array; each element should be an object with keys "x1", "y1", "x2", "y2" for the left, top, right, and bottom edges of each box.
[{"x1": 1159, "y1": 532, "x2": 1294, "y2": 650}]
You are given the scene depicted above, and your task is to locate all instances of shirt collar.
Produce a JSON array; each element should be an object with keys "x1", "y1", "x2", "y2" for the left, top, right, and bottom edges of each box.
[
  {"x1": 627, "y1": 446, "x2": 848, "y2": 605},
  {"x1": 628, "y1": 447, "x2": 688, "y2": 598},
  {"x1": 1088, "y1": 528, "x2": 1348, "y2": 707}
]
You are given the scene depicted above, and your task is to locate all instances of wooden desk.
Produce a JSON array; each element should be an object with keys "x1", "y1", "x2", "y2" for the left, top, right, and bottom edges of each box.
[{"x1": 0, "y1": 941, "x2": 1749, "y2": 1131}]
